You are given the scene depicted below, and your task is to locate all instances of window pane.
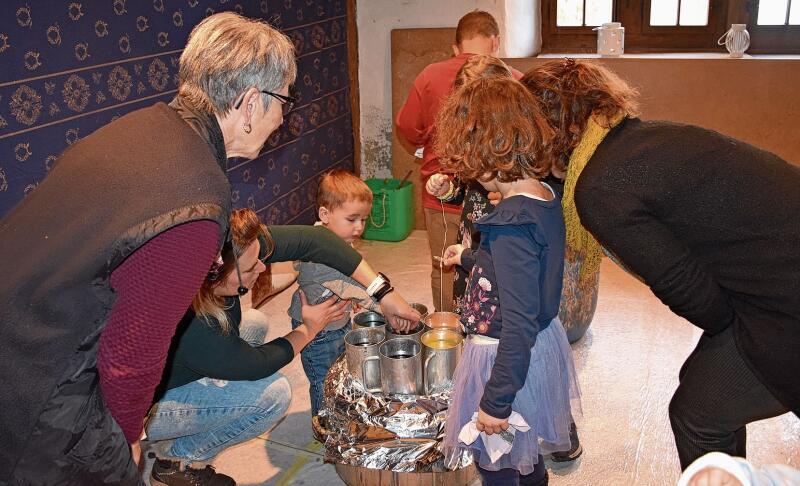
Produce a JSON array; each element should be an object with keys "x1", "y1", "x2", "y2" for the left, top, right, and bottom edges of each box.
[
  {"x1": 558, "y1": 0, "x2": 584, "y2": 26},
  {"x1": 679, "y1": 0, "x2": 709, "y2": 26},
  {"x1": 650, "y1": 0, "x2": 679, "y2": 26},
  {"x1": 757, "y1": 0, "x2": 789, "y2": 25},
  {"x1": 585, "y1": 0, "x2": 612, "y2": 26},
  {"x1": 790, "y1": 1, "x2": 800, "y2": 24}
]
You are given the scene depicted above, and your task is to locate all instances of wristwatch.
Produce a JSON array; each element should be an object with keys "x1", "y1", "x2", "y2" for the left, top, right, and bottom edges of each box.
[
  {"x1": 367, "y1": 272, "x2": 393, "y2": 302},
  {"x1": 366, "y1": 272, "x2": 388, "y2": 295}
]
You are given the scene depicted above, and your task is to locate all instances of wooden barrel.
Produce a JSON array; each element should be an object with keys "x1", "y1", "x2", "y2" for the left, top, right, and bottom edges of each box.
[{"x1": 334, "y1": 463, "x2": 478, "y2": 486}]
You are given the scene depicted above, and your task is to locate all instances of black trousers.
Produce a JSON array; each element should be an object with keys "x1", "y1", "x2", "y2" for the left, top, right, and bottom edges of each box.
[{"x1": 669, "y1": 325, "x2": 789, "y2": 470}]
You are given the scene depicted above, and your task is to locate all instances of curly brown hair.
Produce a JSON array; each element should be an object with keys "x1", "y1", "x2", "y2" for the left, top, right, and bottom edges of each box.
[
  {"x1": 434, "y1": 77, "x2": 554, "y2": 183},
  {"x1": 520, "y1": 59, "x2": 639, "y2": 174}
]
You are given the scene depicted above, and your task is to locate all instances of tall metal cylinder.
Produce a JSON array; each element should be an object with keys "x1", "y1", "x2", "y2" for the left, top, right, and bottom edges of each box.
[
  {"x1": 344, "y1": 326, "x2": 385, "y2": 392},
  {"x1": 421, "y1": 329, "x2": 463, "y2": 394},
  {"x1": 379, "y1": 338, "x2": 422, "y2": 395}
]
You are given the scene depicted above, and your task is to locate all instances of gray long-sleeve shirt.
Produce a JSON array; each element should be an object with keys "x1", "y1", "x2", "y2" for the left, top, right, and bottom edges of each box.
[{"x1": 288, "y1": 260, "x2": 375, "y2": 331}]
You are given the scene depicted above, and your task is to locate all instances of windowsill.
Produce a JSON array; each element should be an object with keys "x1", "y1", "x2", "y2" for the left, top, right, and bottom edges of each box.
[{"x1": 535, "y1": 52, "x2": 800, "y2": 60}]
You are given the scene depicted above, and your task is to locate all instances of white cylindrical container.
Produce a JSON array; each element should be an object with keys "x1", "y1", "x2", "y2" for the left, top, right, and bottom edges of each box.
[
  {"x1": 594, "y1": 22, "x2": 624, "y2": 57},
  {"x1": 718, "y1": 24, "x2": 750, "y2": 58}
]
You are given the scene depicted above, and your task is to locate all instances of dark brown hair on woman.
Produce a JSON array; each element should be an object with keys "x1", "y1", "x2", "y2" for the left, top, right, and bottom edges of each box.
[
  {"x1": 194, "y1": 208, "x2": 274, "y2": 333},
  {"x1": 435, "y1": 76, "x2": 554, "y2": 184},
  {"x1": 520, "y1": 59, "x2": 639, "y2": 174}
]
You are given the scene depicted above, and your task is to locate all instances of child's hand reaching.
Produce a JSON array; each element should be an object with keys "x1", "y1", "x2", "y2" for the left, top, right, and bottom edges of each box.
[
  {"x1": 425, "y1": 173, "x2": 451, "y2": 197},
  {"x1": 441, "y1": 244, "x2": 465, "y2": 267},
  {"x1": 476, "y1": 407, "x2": 509, "y2": 436}
]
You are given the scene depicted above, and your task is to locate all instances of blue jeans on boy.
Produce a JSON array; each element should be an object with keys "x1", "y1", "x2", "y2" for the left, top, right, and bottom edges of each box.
[
  {"x1": 291, "y1": 319, "x2": 350, "y2": 416},
  {"x1": 145, "y1": 316, "x2": 291, "y2": 462}
]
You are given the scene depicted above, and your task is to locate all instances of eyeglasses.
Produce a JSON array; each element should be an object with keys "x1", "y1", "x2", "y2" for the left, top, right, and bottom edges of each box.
[{"x1": 234, "y1": 89, "x2": 296, "y2": 116}]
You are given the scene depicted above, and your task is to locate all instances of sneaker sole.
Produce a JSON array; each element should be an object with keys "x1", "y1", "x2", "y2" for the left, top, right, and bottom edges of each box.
[{"x1": 549, "y1": 444, "x2": 583, "y2": 463}]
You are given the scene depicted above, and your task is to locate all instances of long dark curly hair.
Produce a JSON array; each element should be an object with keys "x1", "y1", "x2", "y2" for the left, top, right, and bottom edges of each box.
[{"x1": 520, "y1": 59, "x2": 639, "y2": 174}]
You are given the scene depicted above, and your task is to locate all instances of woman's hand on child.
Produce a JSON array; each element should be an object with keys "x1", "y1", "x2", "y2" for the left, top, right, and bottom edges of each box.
[
  {"x1": 300, "y1": 290, "x2": 349, "y2": 333},
  {"x1": 425, "y1": 173, "x2": 451, "y2": 197},
  {"x1": 442, "y1": 244, "x2": 465, "y2": 267},
  {"x1": 379, "y1": 291, "x2": 421, "y2": 333},
  {"x1": 687, "y1": 467, "x2": 743, "y2": 486},
  {"x1": 476, "y1": 407, "x2": 509, "y2": 436}
]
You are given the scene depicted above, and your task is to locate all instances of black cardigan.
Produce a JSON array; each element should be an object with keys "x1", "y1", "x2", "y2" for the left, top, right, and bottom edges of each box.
[
  {"x1": 154, "y1": 225, "x2": 362, "y2": 399},
  {"x1": 575, "y1": 118, "x2": 800, "y2": 413}
]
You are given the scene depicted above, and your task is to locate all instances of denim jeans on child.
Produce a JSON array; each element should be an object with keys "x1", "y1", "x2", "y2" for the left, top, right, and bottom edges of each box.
[
  {"x1": 145, "y1": 312, "x2": 291, "y2": 462},
  {"x1": 291, "y1": 319, "x2": 350, "y2": 416}
]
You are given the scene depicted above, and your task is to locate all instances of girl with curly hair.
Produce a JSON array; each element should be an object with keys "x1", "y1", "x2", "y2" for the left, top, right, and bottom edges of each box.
[{"x1": 437, "y1": 77, "x2": 581, "y2": 486}]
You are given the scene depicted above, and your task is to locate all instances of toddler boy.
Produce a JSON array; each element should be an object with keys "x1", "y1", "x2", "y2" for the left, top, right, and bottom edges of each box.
[{"x1": 288, "y1": 169, "x2": 378, "y2": 416}]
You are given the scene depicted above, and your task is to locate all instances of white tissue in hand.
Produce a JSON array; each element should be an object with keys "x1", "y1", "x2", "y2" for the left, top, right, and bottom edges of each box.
[{"x1": 457, "y1": 411, "x2": 530, "y2": 463}]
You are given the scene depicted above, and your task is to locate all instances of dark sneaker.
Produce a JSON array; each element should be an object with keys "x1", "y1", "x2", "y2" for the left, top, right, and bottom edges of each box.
[
  {"x1": 150, "y1": 457, "x2": 236, "y2": 486},
  {"x1": 550, "y1": 422, "x2": 583, "y2": 463}
]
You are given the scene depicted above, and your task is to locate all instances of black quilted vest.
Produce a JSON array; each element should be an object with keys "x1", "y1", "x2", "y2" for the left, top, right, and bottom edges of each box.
[{"x1": 0, "y1": 102, "x2": 230, "y2": 479}]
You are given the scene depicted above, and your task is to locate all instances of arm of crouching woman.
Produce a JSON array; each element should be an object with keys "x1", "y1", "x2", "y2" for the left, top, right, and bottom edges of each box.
[{"x1": 264, "y1": 225, "x2": 421, "y2": 332}]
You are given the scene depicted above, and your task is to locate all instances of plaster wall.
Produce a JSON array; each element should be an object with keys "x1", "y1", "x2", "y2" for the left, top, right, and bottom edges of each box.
[{"x1": 356, "y1": 0, "x2": 538, "y2": 178}]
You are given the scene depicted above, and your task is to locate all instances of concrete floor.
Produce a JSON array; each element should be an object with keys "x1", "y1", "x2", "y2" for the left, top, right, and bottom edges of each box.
[{"x1": 196, "y1": 230, "x2": 798, "y2": 485}]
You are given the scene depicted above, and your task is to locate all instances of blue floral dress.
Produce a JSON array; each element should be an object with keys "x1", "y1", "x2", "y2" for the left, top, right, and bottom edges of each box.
[
  {"x1": 442, "y1": 191, "x2": 581, "y2": 475},
  {"x1": 453, "y1": 183, "x2": 493, "y2": 314}
]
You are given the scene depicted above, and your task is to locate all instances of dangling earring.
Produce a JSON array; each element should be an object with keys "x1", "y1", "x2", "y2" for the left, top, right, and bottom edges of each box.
[{"x1": 243, "y1": 123, "x2": 252, "y2": 134}]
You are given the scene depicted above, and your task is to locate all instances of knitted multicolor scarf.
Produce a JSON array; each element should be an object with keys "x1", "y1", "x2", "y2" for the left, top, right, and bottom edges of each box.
[{"x1": 562, "y1": 112, "x2": 625, "y2": 285}]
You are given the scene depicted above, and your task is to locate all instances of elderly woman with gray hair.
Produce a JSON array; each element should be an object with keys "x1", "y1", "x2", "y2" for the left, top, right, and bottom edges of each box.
[{"x1": 0, "y1": 12, "x2": 417, "y2": 485}]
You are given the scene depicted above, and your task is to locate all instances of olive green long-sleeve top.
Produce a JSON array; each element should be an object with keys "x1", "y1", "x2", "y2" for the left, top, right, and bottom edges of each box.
[{"x1": 155, "y1": 225, "x2": 362, "y2": 398}]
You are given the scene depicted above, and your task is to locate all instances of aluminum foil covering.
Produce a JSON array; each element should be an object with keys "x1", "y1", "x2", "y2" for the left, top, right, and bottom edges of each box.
[{"x1": 312, "y1": 355, "x2": 473, "y2": 472}]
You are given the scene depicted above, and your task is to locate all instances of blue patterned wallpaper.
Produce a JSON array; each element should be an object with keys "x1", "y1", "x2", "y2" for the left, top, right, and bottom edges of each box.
[{"x1": 0, "y1": 0, "x2": 354, "y2": 224}]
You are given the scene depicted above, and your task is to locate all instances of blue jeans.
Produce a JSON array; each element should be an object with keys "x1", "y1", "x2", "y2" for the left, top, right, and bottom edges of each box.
[
  {"x1": 146, "y1": 315, "x2": 291, "y2": 462},
  {"x1": 291, "y1": 319, "x2": 350, "y2": 416}
]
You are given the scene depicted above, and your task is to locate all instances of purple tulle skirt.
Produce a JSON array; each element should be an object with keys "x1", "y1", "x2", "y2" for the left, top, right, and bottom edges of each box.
[{"x1": 441, "y1": 317, "x2": 581, "y2": 475}]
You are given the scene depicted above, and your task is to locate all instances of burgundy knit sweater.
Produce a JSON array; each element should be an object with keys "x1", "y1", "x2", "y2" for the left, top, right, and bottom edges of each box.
[{"x1": 97, "y1": 220, "x2": 220, "y2": 442}]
